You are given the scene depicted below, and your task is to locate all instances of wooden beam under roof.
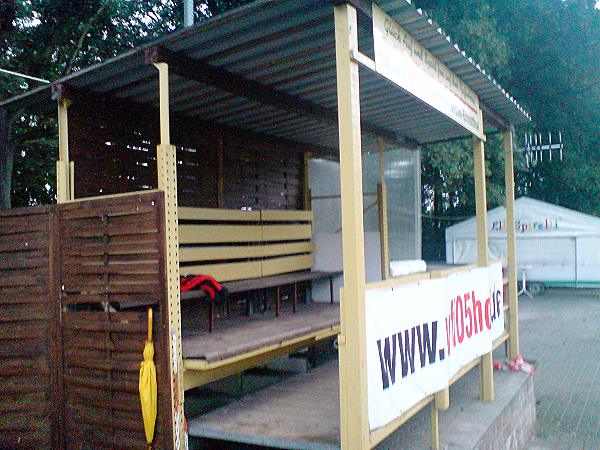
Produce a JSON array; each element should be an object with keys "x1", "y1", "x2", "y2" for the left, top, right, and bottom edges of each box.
[
  {"x1": 144, "y1": 46, "x2": 415, "y2": 148},
  {"x1": 50, "y1": 83, "x2": 334, "y2": 158}
]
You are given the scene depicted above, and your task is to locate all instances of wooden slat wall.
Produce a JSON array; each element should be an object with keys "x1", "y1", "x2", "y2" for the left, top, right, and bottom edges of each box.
[
  {"x1": 223, "y1": 136, "x2": 303, "y2": 210},
  {"x1": 59, "y1": 193, "x2": 163, "y2": 306},
  {"x1": 0, "y1": 205, "x2": 56, "y2": 449},
  {"x1": 58, "y1": 191, "x2": 172, "y2": 449},
  {"x1": 61, "y1": 310, "x2": 168, "y2": 450},
  {"x1": 69, "y1": 104, "x2": 303, "y2": 210},
  {"x1": 0, "y1": 192, "x2": 173, "y2": 449}
]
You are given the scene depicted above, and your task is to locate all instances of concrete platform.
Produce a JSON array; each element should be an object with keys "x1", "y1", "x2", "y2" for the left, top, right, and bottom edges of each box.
[{"x1": 187, "y1": 357, "x2": 535, "y2": 449}]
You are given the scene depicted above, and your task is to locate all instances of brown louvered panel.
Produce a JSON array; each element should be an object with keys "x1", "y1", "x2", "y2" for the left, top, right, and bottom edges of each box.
[
  {"x1": 59, "y1": 193, "x2": 163, "y2": 308},
  {"x1": 69, "y1": 104, "x2": 304, "y2": 210},
  {"x1": 0, "y1": 205, "x2": 55, "y2": 449},
  {"x1": 62, "y1": 310, "x2": 168, "y2": 450},
  {"x1": 58, "y1": 192, "x2": 172, "y2": 449}
]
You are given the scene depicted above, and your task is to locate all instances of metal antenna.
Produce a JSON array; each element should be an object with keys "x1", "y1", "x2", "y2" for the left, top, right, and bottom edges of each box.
[
  {"x1": 559, "y1": 131, "x2": 563, "y2": 161},
  {"x1": 516, "y1": 130, "x2": 565, "y2": 166}
]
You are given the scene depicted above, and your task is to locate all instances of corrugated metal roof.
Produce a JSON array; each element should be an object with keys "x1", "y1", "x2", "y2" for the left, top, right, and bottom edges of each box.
[{"x1": 0, "y1": 0, "x2": 530, "y2": 150}]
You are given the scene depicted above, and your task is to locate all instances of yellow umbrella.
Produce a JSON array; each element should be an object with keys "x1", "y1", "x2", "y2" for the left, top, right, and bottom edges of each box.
[{"x1": 139, "y1": 308, "x2": 157, "y2": 447}]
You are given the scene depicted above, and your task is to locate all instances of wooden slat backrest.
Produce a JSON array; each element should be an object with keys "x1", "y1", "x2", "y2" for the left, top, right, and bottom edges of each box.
[
  {"x1": 178, "y1": 207, "x2": 313, "y2": 282},
  {"x1": 259, "y1": 209, "x2": 313, "y2": 276}
]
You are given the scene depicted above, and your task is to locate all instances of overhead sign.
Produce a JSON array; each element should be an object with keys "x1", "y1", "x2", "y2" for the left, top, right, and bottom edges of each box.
[
  {"x1": 372, "y1": 4, "x2": 484, "y2": 139},
  {"x1": 365, "y1": 263, "x2": 504, "y2": 430}
]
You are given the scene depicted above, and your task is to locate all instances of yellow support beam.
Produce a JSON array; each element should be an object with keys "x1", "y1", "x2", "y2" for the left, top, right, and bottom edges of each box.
[
  {"x1": 154, "y1": 61, "x2": 186, "y2": 449},
  {"x1": 434, "y1": 387, "x2": 449, "y2": 411},
  {"x1": 334, "y1": 4, "x2": 370, "y2": 449},
  {"x1": 473, "y1": 136, "x2": 494, "y2": 402},
  {"x1": 503, "y1": 129, "x2": 519, "y2": 359},
  {"x1": 56, "y1": 99, "x2": 71, "y2": 203},
  {"x1": 473, "y1": 136, "x2": 490, "y2": 267},
  {"x1": 431, "y1": 402, "x2": 440, "y2": 450},
  {"x1": 378, "y1": 139, "x2": 390, "y2": 280}
]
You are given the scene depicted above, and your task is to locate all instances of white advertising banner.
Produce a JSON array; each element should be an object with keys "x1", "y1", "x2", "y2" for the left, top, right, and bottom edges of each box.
[
  {"x1": 372, "y1": 4, "x2": 484, "y2": 139},
  {"x1": 365, "y1": 263, "x2": 504, "y2": 431}
]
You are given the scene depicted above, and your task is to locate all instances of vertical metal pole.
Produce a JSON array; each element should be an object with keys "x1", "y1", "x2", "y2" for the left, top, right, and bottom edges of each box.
[
  {"x1": 57, "y1": 100, "x2": 71, "y2": 203},
  {"x1": 378, "y1": 139, "x2": 390, "y2": 280},
  {"x1": 473, "y1": 136, "x2": 494, "y2": 402},
  {"x1": 154, "y1": 62, "x2": 186, "y2": 449},
  {"x1": 183, "y1": 0, "x2": 194, "y2": 27},
  {"x1": 503, "y1": 130, "x2": 519, "y2": 359},
  {"x1": 335, "y1": 4, "x2": 369, "y2": 449}
]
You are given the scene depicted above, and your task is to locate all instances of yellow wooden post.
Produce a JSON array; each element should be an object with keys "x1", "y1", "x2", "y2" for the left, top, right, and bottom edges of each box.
[
  {"x1": 431, "y1": 402, "x2": 440, "y2": 450},
  {"x1": 154, "y1": 61, "x2": 186, "y2": 449},
  {"x1": 335, "y1": 4, "x2": 370, "y2": 449},
  {"x1": 56, "y1": 100, "x2": 71, "y2": 203},
  {"x1": 435, "y1": 387, "x2": 449, "y2": 411},
  {"x1": 503, "y1": 129, "x2": 519, "y2": 359},
  {"x1": 473, "y1": 137, "x2": 489, "y2": 267},
  {"x1": 378, "y1": 139, "x2": 390, "y2": 280},
  {"x1": 473, "y1": 136, "x2": 494, "y2": 402}
]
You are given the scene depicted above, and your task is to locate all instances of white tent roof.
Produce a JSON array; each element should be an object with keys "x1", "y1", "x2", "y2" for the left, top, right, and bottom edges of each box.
[{"x1": 446, "y1": 197, "x2": 600, "y2": 239}]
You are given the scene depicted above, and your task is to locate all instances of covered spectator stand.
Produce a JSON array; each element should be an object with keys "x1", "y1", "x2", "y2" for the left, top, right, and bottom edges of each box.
[{"x1": 0, "y1": 0, "x2": 530, "y2": 448}]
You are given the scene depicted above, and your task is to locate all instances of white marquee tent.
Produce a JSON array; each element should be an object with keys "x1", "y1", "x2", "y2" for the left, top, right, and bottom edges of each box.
[{"x1": 446, "y1": 197, "x2": 600, "y2": 286}]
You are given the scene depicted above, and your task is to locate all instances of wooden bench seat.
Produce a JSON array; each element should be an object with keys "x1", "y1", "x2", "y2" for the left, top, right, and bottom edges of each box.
[
  {"x1": 182, "y1": 302, "x2": 340, "y2": 390},
  {"x1": 182, "y1": 302, "x2": 339, "y2": 362},
  {"x1": 178, "y1": 207, "x2": 339, "y2": 331}
]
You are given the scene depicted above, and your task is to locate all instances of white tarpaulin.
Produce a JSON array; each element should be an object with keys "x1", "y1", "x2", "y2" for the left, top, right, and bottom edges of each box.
[
  {"x1": 445, "y1": 197, "x2": 600, "y2": 283},
  {"x1": 365, "y1": 263, "x2": 504, "y2": 430}
]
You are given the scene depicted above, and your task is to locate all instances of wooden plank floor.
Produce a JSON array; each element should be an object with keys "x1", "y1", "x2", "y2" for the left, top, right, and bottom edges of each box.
[
  {"x1": 187, "y1": 360, "x2": 341, "y2": 449},
  {"x1": 182, "y1": 303, "x2": 339, "y2": 363}
]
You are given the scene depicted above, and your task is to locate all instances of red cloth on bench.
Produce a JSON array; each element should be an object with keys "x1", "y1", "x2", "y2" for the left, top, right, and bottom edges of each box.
[{"x1": 180, "y1": 275, "x2": 223, "y2": 300}]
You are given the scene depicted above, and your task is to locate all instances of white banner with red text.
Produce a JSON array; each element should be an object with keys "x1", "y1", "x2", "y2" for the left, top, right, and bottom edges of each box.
[{"x1": 365, "y1": 263, "x2": 504, "y2": 431}]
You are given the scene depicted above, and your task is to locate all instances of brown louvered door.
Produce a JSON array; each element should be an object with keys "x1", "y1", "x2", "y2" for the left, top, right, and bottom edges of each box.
[{"x1": 57, "y1": 191, "x2": 172, "y2": 449}]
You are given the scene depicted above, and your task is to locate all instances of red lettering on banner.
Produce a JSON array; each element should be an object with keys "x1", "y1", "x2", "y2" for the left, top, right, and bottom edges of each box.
[
  {"x1": 484, "y1": 297, "x2": 492, "y2": 330},
  {"x1": 450, "y1": 299, "x2": 456, "y2": 347},
  {"x1": 456, "y1": 295, "x2": 464, "y2": 343},
  {"x1": 464, "y1": 292, "x2": 473, "y2": 337},
  {"x1": 472, "y1": 290, "x2": 483, "y2": 334}
]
